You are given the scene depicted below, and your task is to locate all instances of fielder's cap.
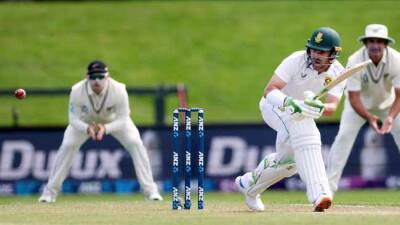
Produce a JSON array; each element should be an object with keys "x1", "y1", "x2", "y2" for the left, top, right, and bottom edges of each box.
[
  {"x1": 358, "y1": 24, "x2": 395, "y2": 44},
  {"x1": 87, "y1": 60, "x2": 108, "y2": 75}
]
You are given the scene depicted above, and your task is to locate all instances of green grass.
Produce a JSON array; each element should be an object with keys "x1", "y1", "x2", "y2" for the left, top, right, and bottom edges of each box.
[
  {"x1": 1, "y1": 1, "x2": 400, "y2": 126},
  {"x1": 1, "y1": 190, "x2": 400, "y2": 225}
]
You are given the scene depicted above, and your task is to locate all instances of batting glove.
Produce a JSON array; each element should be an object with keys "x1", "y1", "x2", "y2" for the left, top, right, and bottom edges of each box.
[
  {"x1": 303, "y1": 98, "x2": 324, "y2": 119},
  {"x1": 284, "y1": 97, "x2": 304, "y2": 120}
]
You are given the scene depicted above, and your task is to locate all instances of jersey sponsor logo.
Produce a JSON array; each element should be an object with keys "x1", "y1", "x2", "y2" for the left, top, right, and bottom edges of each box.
[{"x1": 315, "y1": 32, "x2": 323, "y2": 43}]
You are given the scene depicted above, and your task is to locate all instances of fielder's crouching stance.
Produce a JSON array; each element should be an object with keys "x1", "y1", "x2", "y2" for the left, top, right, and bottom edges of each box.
[
  {"x1": 39, "y1": 60, "x2": 162, "y2": 203},
  {"x1": 235, "y1": 27, "x2": 346, "y2": 212},
  {"x1": 327, "y1": 24, "x2": 400, "y2": 193}
]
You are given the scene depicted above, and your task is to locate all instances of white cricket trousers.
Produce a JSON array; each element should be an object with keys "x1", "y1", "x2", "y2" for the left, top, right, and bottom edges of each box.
[
  {"x1": 327, "y1": 101, "x2": 400, "y2": 192},
  {"x1": 44, "y1": 119, "x2": 159, "y2": 197},
  {"x1": 243, "y1": 98, "x2": 331, "y2": 203}
]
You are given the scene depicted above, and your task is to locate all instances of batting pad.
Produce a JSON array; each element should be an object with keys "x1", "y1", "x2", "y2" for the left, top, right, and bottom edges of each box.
[
  {"x1": 287, "y1": 118, "x2": 330, "y2": 203},
  {"x1": 294, "y1": 145, "x2": 331, "y2": 203},
  {"x1": 246, "y1": 153, "x2": 296, "y2": 197}
]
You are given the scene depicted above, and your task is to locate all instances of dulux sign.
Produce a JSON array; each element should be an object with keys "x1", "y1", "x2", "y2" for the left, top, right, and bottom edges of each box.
[{"x1": 1, "y1": 124, "x2": 400, "y2": 195}]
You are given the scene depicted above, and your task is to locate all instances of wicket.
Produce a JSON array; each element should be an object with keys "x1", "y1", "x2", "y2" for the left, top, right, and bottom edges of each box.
[{"x1": 172, "y1": 107, "x2": 205, "y2": 210}]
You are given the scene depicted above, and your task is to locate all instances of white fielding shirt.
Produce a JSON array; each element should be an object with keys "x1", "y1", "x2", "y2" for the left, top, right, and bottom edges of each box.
[
  {"x1": 68, "y1": 77, "x2": 131, "y2": 134},
  {"x1": 346, "y1": 47, "x2": 400, "y2": 111},
  {"x1": 275, "y1": 50, "x2": 345, "y2": 100}
]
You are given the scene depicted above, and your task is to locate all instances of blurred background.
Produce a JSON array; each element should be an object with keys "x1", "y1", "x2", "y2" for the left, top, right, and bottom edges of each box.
[{"x1": 1, "y1": 0, "x2": 400, "y2": 196}]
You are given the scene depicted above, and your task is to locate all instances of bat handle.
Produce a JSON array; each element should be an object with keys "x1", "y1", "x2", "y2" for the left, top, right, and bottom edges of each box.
[{"x1": 313, "y1": 95, "x2": 322, "y2": 100}]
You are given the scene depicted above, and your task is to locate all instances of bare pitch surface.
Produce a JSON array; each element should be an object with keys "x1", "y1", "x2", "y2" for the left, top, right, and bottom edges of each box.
[{"x1": 0, "y1": 191, "x2": 399, "y2": 225}]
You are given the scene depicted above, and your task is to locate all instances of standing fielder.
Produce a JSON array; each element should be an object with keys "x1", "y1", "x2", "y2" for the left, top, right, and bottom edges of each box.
[
  {"x1": 327, "y1": 24, "x2": 400, "y2": 192},
  {"x1": 235, "y1": 27, "x2": 345, "y2": 212},
  {"x1": 39, "y1": 60, "x2": 162, "y2": 202}
]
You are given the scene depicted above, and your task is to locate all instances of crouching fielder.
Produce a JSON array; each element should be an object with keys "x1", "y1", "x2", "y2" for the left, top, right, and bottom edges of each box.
[
  {"x1": 235, "y1": 27, "x2": 345, "y2": 212},
  {"x1": 327, "y1": 24, "x2": 400, "y2": 193},
  {"x1": 39, "y1": 60, "x2": 162, "y2": 203}
]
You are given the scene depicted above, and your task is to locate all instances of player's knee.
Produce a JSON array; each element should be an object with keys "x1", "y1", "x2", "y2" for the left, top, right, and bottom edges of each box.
[
  {"x1": 334, "y1": 126, "x2": 358, "y2": 144},
  {"x1": 339, "y1": 124, "x2": 358, "y2": 136},
  {"x1": 390, "y1": 124, "x2": 400, "y2": 135},
  {"x1": 60, "y1": 140, "x2": 81, "y2": 151},
  {"x1": 124, "y1": 138, "x2": 143, "y2": 149}
]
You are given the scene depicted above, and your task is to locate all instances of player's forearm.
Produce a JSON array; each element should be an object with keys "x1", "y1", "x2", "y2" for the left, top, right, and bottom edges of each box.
[
  {"x1": 265, "y1": 89, "x2": 287, "y2": 107},
  {"x1": 263, "y1": 75, "x2": 287, "y2": 107},
  {"x1": 348, "y1": 92, "x2": 372, "y2": 121},
  {"x1": 104, "y1": 93, "x2": 131, "y2": 134},
  {"x1": 322, "y1": 103, "x2": 337, "y2": 116},
  {"x1": 104, "y1": 117, "x2": 129, "y2": 134},
  {"x1": 322, "y1": 95, "x2": 340, "y2": 116},
  {"x1": 351, "y1": 102, "x2": 372, "y2": 120},
  {"x1": 69, "y1": 114, "x2": 89, "y2": 132},
  {"x1": 387, "y1": 90, "x2": 400, "y2": 119}
]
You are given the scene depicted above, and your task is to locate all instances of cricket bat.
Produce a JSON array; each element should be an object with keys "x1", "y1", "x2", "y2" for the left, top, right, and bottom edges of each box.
[{"x1": 314, "y1": 59, "x2": 373, "y2": 100}]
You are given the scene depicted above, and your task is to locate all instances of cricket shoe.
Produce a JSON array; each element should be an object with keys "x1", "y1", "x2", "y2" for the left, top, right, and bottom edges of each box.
[
  {"x1": 235, "y1": 176, "x2": 265, "y2": 211},
  {"x1": 38, "y1": 187, "x2": 57, "y2": 203},
  {"x1": 146, "y1": 192, "x2": 163, "y2": 201},
  {"x1": 313, "y1": 194, "x2": 332, "y2": 212}
]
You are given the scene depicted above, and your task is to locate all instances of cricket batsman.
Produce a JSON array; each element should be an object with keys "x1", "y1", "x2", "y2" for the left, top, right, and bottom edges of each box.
[
  {"x1": 39, "y1": 60, "x2": 162, "y2": 202},
  {"x1": 327, "y1": 24, "x2": 400, "y2": 192},
  {"x1": 235, "y1": 27, "x2": 345, "y2": 212}
]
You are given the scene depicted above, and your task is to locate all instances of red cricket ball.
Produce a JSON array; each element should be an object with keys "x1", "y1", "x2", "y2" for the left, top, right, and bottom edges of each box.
[{"x1": 15, "y1": 88, "x2": 26, "y2": 100}]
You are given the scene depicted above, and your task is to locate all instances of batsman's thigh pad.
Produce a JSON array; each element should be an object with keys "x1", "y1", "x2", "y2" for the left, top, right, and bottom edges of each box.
[{"x1": 260, "y1": 97, "x2": 290, "y2": 132}]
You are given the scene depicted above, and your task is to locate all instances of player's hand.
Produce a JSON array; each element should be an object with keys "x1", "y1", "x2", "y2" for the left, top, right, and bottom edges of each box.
[
  {"x1": 96, "y1": 123, "x2": 106, "y2": 141},
  {"x1": 87, "y1": 122, "x2": 98, "y2": 141},
  {"x1": 303, "y1": 98, "x2": 324, "y2": 119},
  {"x1": 378, "y1": 116, "x2": 393, "y2": 135},
  {"x1": 367, "y1": 114, "x2": 380, "y2": 133},
  {"x1": 284, "y1": 96, "x2": 323, "y2": 120},
  {"x1": 284, "y1": 97, "x2": 304, "y2": 120},
  {"x1": 302, "y1": 90, "x2": 324, "y2": 119}
]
